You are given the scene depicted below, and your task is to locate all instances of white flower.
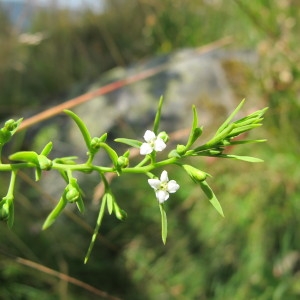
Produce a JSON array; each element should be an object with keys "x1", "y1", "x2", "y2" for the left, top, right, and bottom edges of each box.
[
  {"x1": 140, "y1": 130, "x2": 166, "y2": 155},
  {"x1": 148, "y1": 170, "x2": 180, "y2": 203}
]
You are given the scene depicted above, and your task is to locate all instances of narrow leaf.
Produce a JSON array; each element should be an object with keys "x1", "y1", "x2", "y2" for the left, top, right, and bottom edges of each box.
[
  {"x1": 41, "y1": 142, "x2": 53, "y2": 156},
  {"x1": 220, "y1": 154, "x2": 264, "y2": 162},
  {"x1": 84, "y1": 196, "x2": 107, "y2": 264},
  {"x1": 114, "y1": 138, "x2": 142, "y2": 148},
  {"x1": 216, "y1": 99, "x2": 245, "y2": 135},
  {"x1": 159, "y1": 204, "x2": 168, "y2": 244},
  {"x1": 42, "y1": 196, "x2": 67, "y2": 230},
  {"x1": 100, "y1": 143, "x2": 119, "y2": 166},
  {"x1": 199, "y1": 180, "x2": 224, "y2": 217},
  {"x1": 64, "y1": 110, "x2": 92, "y2": 150},
  {"x1": 9, "y1": 151, "x2": 39, "y2": 165},
  {"x1": 153, "y1": 95, "x2": 164, "y2": 134}
]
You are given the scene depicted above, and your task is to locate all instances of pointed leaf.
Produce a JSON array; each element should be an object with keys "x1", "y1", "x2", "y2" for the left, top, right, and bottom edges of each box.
[
  {"x1": 159, "y1": 203, "x2": 168, "y2": 244},
  {"x1": 9, "y1": 151, "x2": 39, "y2": 165},
  {"x1": 84, "y1": 196, "x2": 107, "y2": 264},
  {"x1": 114, "y1": 138, "x2": 142, "y2": 148},
  {"x1": 153, "y1": 95, "x2": 164, "y2": 134},
  {"x1": 199, "y1": 180, "x2": 224, "y2": 217},
  {"x1": 41, "y1": 142, "x2": 53, "y2": 156},
  {"x1": 42, "y1": 196, "x2": 67, "y2": 230},
  {"x1": 216, "y1": 99, "x2": 245, "y2": 135},
  {"x1": 64, "y1": 110, "x2": 92, "y2": 150},
  {"x1": 220, "y1": 154, "x2": 264, "y2": 162}
]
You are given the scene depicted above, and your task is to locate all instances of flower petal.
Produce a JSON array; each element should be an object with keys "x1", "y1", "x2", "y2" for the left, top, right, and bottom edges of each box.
[
  {"x1": 148, "y1": 178, "x2": 161, "y2": 189},
  {"x1": 167, "y1": 180, "x2": 180, "y2": 193},
  {"x1": 156, "y1": 190, "x2": 169, "y2": 203},
  {"x1": 160, "y1": 170, "x2": 169, "y2": 182},
  {"x1": 143, "y1": 130, "x2": 156, "y2": 142},
  {"x1": 154, "y1": 138, "x2": 166, "y2": 152},
  {"x1": 140, "y1": 143, "x2": 153, "y2": 155}
]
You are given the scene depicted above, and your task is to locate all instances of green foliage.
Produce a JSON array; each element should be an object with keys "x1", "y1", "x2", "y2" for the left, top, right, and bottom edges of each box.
[{"x1": 1, "y1": 0, "x2": 300, "y2": 299}]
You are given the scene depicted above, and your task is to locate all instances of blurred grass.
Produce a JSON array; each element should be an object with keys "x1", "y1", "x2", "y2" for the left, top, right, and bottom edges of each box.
[{"x1": 1, "y1": 0, "x2": 300, "y2": 299}]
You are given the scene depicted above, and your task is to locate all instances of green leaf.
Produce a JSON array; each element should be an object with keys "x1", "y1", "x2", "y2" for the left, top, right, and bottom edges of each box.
[
  {"x1": 114, "y1": 138, "x2": 142, "y2": 148},
  {"x1": 159, "y1": 203, "x2": 168, "y2": 244},
  {"x1": 64, "y1": 110, "x2": 92, "y2": 151},
  {"x1": 215, "y1": 99, "x2": 245, "y2": 135},
  {"x1": 42, "y1": 196, "x2": 68, "y2": 230},
  {"x1": 226, "y1": 139, "x2": 267, "y2": 145},
  {"x1": 153, "y1": 95, "x2": 164, "y2": 134},
  {"x1": 220, "y1": 154, "x2": 264, "y2": 162},
  {"x1": 40, "y1": 142, "x2": 53, "y2": 156},
  {"x1": 9, "y1": 151, "x2": 39, "y2": 165},
  {"x1": 199, "y1": 180, "x2": 224, "y2": 217},
  {"x1": 84, "y1": 195, "x2": 107, "y2": 264},
  {"x1": 99, "y1": 143, "x2": 119, "y2": 166}
]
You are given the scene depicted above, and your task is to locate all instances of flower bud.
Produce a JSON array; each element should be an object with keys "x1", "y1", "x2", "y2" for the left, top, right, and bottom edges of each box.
[
  {"x1": 0, "y1": 203, "x2": 9, "y2": 221},
  {"x1": 90, "y1": 137, "x2": 101, "y2": 150},
  {"x1": 66, "y1": 187, "x2": 80, "y2": 203},
  {"x1": 4, "y1": 119, "x2": 17, "y2": 131},
  {"x1": 176, "y1": 144, "x2": 186, "y2": 155},
  {"x1": 158, "y1": 131, "x2": 169, "y2": 143},
  {"x1": 182, "y1": 164, "x2": 207, "y2": 182},
  {"x1": 117, "y1": 156, "x2": 129, "y2": 168},
  {"x1": 38, "y1": 155, "x2": 53, "y2": 170}
]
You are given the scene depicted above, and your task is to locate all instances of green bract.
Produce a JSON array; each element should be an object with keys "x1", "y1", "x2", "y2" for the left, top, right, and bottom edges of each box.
[{"x1": 0, "y1": 97, "x2": 267, "y2": 262}]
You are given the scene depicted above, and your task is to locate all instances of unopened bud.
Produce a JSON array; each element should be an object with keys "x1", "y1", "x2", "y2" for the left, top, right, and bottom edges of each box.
[
  {"x1": 117, "y1": 156, "x2": 129, "y2": 168},
  {"x1": 0, "y1": 203, "x2": 9, "y2": 221},
  {"x1": 38, "y1": 155, "x2": 53, "y2": 170},
  {"x1": 158, "y1": 131, "x2": 169, "y2": 143},
  {"x1": 66, "y1": 188, "x2": 80, "y2": 203},
  {"x1": 176, "y1": 144, "x2": 186, "y2": 155},
  {"x1": 182, "y1": 164, "x2": 207, "y2": 182}
]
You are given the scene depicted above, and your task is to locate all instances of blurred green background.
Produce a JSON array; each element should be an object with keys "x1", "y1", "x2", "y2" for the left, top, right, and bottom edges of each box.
[{"x1": 1, "y1": 0, "x2": 300, "y2": 299}]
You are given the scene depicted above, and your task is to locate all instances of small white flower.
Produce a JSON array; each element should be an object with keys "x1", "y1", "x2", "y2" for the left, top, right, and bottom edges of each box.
[
  {"x1": 140, "y1": 130, "x2": 166, "y2": 155},
  {"x1": 148, "y1": 170, "x2": 180, "y2": 203}
]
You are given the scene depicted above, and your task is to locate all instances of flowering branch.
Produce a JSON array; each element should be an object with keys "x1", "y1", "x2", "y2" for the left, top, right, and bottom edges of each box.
[{"x1": 0, "y1": 97, "x2": 267, "y2": 262}]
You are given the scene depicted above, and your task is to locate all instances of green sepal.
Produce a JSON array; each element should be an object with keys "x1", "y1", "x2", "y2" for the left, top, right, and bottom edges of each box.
[
  {"x1": 159, "y1": 203, "x2": 168, "y2": 244},
  {"x1": 113, "y1": 202, "x2": 127, "y2": 221},
  {"x1": 199, "y1": 180, "x2": 224, "y2": 217},
  {"x1": 168, "y1": 149, "x2": 181, "y2": 158},
  {"x1": 114, "y1": 138, "x2": 142, "y2": 148},
  {"x1": 64, "y1": 110, "x2": 92, "y2": 151},
  {"x1": 0, "y1": 197, "x2": 14, "y2": 228},
  {"x1": 42, "y1": 195, "x2": 67, "y2": 230},
  {"x1": 7, "y1": 198, "x2": 14, "y2": 228},
  {"x1": 104, "y1": 193, "x2": 114, "y2": 215}
]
